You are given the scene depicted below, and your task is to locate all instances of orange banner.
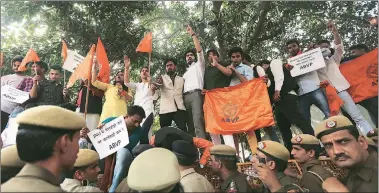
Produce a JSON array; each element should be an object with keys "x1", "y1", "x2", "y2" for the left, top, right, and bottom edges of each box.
[
  {"x1": 67, "y1": 45, "x2": 96, "y2": 88},
  {"x1": 96, "y1": 37, "x2": 111, "y2": 83},
  {"x1": 136, "y1": 32, "x2": 152, "y2": 53},
  {"x1": 18, "y1": 48, "x2": 40, "y2": 71},
  {"x1": 204, "y1": 78, "x2": 275, "y2": 135},
  {"x1": 340, "y1": 48, "x2": 378, "y2": 103},
  {"x1": 61, "y1": 40, "x2": 68, "y2": 62}
]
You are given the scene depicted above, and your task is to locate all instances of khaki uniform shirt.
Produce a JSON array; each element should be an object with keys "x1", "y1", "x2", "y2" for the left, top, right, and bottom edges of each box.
[
  {"x1": 180, "y1": 168, "x2": 214, "y2": 192},
  {"x1": 258, "y1": 172, "x2": 303, "y2": 193},
  {"x1": 1, "y1": 163, "x2": 63, "y2": 192},
  {"x1": 60, "y1": 178, "x2": 102, "y2": 192},
  {"x1": 300, "y1": 159, "x2": 333, "y2": 192},
  {"x1": 345, "y1": 153, "x2": 378, "y2": 192},
  {"x1": 220, "y1": 171, "x2": 252, "y2": 193}
]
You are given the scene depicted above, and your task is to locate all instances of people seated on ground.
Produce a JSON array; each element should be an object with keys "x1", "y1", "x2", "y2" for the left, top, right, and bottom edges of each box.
[
  {"x1": 61, "y1": 149, "x2": 102, "y2": 192},
  {"x1": 1, "y1": 145, "x2": 25, "y2": 183}
]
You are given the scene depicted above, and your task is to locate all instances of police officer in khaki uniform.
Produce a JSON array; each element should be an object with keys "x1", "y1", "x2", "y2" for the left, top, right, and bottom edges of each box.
[
  {"x1": 208, "y1": 145, "x2": 252, "y2": 193},
  {"x1": 172, "y1": 140, "x2": 214, "y2": 192},
  {"x1": 1, "y1": 106, "x2": 86, "y2": 192},
  {"x1": 290, "y1": 134, "x2": 333, "y2": 192},
  {"x1": 315, "y1": 115, "x2": 378, "y2": 192},
  {"x1": 252, "y1": 140, "x2": 304, "y2": 193},
  {"x1": 61, "y1": 149, "x2": 102, "y2": 192},
  {"x1": 1, "y1": 145, "x2": 25, "y2": 183},
  {"x1": 124, "y1": 148, "x2": 182, "y2": 192}
]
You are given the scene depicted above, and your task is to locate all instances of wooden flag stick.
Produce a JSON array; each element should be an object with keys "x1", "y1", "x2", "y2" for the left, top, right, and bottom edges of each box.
[
  {"x1": 84, "y1": 51, "x2": 95, "y2": 120},
  {"x1": 148, "y1": 52, "x2": 151, "y2": 88},
  {"x1": 63, "y1": 70, "x2": 66, "y2": 87}
]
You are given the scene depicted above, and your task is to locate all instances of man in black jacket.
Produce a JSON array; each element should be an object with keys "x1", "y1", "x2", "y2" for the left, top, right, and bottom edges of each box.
[{"x1": 267, "y1": 59, "x2": 314, "y2": 152}]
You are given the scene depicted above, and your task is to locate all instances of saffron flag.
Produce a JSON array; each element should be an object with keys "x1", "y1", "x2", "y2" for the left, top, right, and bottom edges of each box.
[
  {"x1": 340, "y1": 48, "x2": 378, "y2": 103},
  {"x1": 67, "y1": 44, "x2": 96, "y2": 88},
  {"x1": 62, "y1": 40, "x2": 68, "y2": 62},
  {"x1": 320, "y1": 81, "x2": 344, "y2": 116},
  {"x1": 96, "y1": 37, "x2": 111, "y2": 83},
  {"x1": 136, "y1": 32, "x2": 152, "y2": 53},
  {"x1": 18, "y1": 48, "x2": 40, "y2": 71},
  {"x1": 204, "y1": 78, "x2": 275, "y2": 135}
]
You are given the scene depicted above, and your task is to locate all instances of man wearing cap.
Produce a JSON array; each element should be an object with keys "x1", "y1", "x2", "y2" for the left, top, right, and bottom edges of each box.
[
  {"x1": 208, "y1": 145, "x2": 252, "y2": 193},
  {"x1": 315, "y1": 115, "x2": 378, "y2": 192},
  {"x1": 252, "y1": 140, "x2": 304, "y2": 193},
  {"x1": 172, "y1": 140, "x2": 214, "y2": 192},
  {"x1": 367, "y1": 128, "x2": 378, "y2": 146},
  {"x1": 290, "y1": 134, "x2": 333, "y2": 192},
  {"x1": 1, "y1": 145, "x2": 25, "y2": 183},
  {"x1": 1, "y1": 105, "x2": 85, "y2": 192},
  {"x1": 61, "y1": 149, "x2": 102, "y2": 192},
  {"x1": 126, "y1": 148, "x2": 182, "y2": 192}
]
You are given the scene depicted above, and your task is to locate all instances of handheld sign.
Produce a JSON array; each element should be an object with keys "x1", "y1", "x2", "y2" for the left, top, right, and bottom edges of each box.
[
  {"x1": 288, "y1": 48, "x2": 326, "y2": 77},
  {"x1": 62, "y1": 50, "x2": 85, "y2": 72},
  {"x1": 1, "y1": 85, "x2": 30, "y2": 104},
  {"x1": 88, "y1": 116, "x2": 129, "y2": 159}
]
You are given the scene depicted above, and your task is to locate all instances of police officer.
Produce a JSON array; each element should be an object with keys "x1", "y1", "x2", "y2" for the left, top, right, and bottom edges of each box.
[
  {"x1": 252, "y1": 140, "x2": 304, "y2": 193},
  {"x1": 61, "y1": 149, "x2": 102, "y2": 192},
  {"x1": 315, "y1": 115, "x2": 378, "y2": 192},
  {"x1": 1, "y1": 145, "x2": 25, "y2": 183},
  {"x1": 1, "y1": 105, "x2": 85, "y2": 192},
  {"x1": 124, "y1": 148, "x2": 182, "y2": 192},
  {"x1": 208, "y1": 145, "x2": 252, "y2": 193},
  {"x1": 290, "y1": 134, "x2": 333, "y2": 192},
  {"x1": 172, "y1": 140, "x2": 214, "y2": 192}
]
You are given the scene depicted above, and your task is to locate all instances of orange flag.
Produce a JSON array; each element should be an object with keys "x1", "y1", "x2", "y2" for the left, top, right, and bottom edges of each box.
[
  {"x1": 67, "y1": 44, "x2": 96, "y2": 88},
  {"x1": 203, "y1": 78, "x2": 275, "y2": 135},
  {"x1": 340, "y1": 48, "x2": 378, "y2": 103},
  {"x1": 61, "y1": 40, "x2": 68, "y2": 62},
  {"x1": 136, "y1": 32, "x2": 152, "y2": 53},
  {"x1": 96, "y1": 37, "x2": 111, "y2": 83},
  {"x1": 18, "y1": 48, "x2": 40, "y2": 71},
  {"x1": 320, "y1": 81, "x2": 344, "y2": 116}
]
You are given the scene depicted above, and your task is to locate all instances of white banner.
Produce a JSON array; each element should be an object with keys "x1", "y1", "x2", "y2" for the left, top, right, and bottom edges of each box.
[
  {"x1": 1, "y1": 85, "x2": 30, "y2": 104},
  {"x1": 289, "y1": 48, "x2": 326, "y2": 77},
  {"x1": 88, "y1": 116, "x2": 129, "y2": 159},
  {"x1": 63, "y1": 50, "x2": 84, "y2": 72}
]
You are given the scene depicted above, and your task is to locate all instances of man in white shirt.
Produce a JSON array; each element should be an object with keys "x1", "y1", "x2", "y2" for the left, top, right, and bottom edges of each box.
[
  {"x1": 182, "y1": 25, "x2": 207, "y2": 139},
  {"x1": 1, "y1": 55, "x2": 28, "y2": 131},
  {"x1": 315, "y1": 21, "x2": 373, "y2": 135}
]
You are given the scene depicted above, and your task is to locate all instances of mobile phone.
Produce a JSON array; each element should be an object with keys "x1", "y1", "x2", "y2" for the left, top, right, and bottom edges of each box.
[{"x1": 259, "y1": 157, "x2": 266, "y2": 164}]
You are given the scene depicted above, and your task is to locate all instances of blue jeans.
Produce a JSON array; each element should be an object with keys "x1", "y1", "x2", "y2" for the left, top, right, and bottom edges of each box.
[
  {"x1": 108, "y1": 147, "x2": 134, "y2": 192},
  {"x1": 298, "y1": 88, "x2": 330, "y2": 122}
]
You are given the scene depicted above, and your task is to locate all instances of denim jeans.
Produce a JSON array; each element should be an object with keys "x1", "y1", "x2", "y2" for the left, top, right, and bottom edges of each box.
[
  {"x1": 298, "y1": 88, "x2": 331, "y2": 122},
  {"x1": 338, "y1": 91, "x2": 373, "y2": 135},
  {"x1": 108, "y1": 147, "x2": 134, "y2": 192}
]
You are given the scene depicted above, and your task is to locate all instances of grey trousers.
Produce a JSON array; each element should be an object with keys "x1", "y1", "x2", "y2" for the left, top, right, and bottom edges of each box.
[{"x1": 183, "y1": 90, "x2": 207, "y2": 139}]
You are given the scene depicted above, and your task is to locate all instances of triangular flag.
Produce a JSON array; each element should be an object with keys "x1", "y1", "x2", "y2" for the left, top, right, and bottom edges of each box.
[
  {"x1": 18, "y1": 48, "x2": 41, "y2": 71},
  {"x1": 96, "y1": 37, "x2": 111, "y2": 83},
  {"x1": 136, "y1": 32, "x2": 152, "y2": 53},
  {"x1": 62, "y1": 40, "x2": 68, "y2": 62},
  {"x1": 67, "y1": 45, "x2": 96, "y2": 88}
]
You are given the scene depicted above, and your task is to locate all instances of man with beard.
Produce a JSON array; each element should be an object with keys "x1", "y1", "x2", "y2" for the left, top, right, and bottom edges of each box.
[
  {"x1": 154, "y1": 58, "x2": 187, "y2": 132},
  {"x1": 1, "y1": 55, "x2": 27, "y2": 130},
  {"x1": 289, "y1": 134, "x2": 333, "y2": 192},
  {"x1": 315, "y1": 115, "x2": 378, "y2": 192},
  {"x1": 315, "y1": 21, "x2": 373, "y2": 135},
  {"x1": 285, "y1": 39, "x2": 331, "y2": 123},
  {"x1": 61, "y1": 149, "x2": 102, "y2": 192},
  {"x1": 27, "y1": 64, "x2": 70, "y2": 109},
  {"x1": 182, "y1": 25, "x2": 207, "y2": 139},
  {"x1": 1, "y1": 106, "x2": 85, "y2": 192}
]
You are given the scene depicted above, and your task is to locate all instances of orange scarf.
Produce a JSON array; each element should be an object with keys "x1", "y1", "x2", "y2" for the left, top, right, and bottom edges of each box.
[{"x1": 320, "y1": 81, "x2": 344, "y2": 116}]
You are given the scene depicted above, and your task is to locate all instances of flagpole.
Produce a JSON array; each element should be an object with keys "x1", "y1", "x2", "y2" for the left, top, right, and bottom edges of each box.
[
  {"x1": 84, "y1": 51, "x2": 95, "y2": 120},
  {"x1": 148, "y1": 52, "x2": 151, "y2": 88}
]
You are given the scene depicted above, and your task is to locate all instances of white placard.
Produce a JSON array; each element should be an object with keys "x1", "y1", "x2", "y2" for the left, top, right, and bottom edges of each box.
[
  {"x1": 1, "y1": 85, "x2": 30, "y2": 104},
  {"x1": 63, "y1": 50, "x2": 84, "y2": 72},
  {"x1": 88, "y1": 116, "x2": 129, "y2": 159},
  {"x1": 288, "y1": 48, "x2": 326, "y2": 77}
]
